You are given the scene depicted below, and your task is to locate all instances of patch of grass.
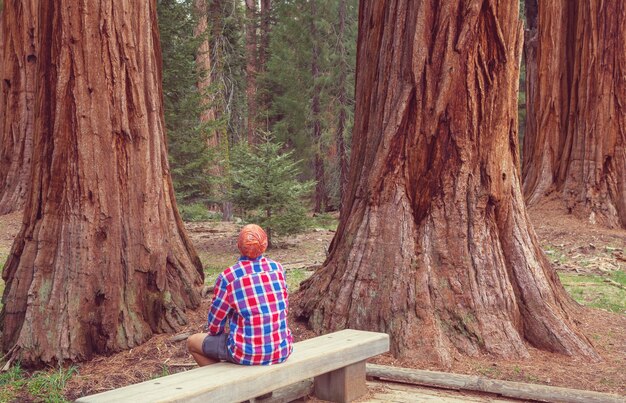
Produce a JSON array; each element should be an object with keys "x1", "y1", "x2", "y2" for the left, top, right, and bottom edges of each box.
[
  {"x1": 29, "y1": 366, "x2": 77, "y2": 403},
  {"x1": 203, "y1": 265, "x2": 226, "y2": 286},
  {"x1": 179, "y1": 203, "x2": 221, "y2": 222},
  {"x1": 286, "y1": 268, "x2": 312, "y2": 292},
  {"x1": 0, "y1": 363, "x2": 27, "y2": 402},
  {"x1": 0, "y1": 364, "x2": 77, "y2": 403},
  {"x1": 308, "y1": 213, "x2": 338, "y2": 231},
  {"x1": 610, "y1": 270, "x2": 626, "y2": 286},
  {"x1": 543, "y1": 245, "x2": 568, "y2": 264},
  {"x1": 28, "y1": 366, "x2": 77, "y2": 403},
  {"x1": 560, "y1": 272, "x2": 626, "y2": 314}
]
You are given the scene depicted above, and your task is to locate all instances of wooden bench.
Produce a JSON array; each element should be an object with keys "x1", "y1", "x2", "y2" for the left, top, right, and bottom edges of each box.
[{"x1": 76, "y1": 329, "x2": 389, "y2": 403}]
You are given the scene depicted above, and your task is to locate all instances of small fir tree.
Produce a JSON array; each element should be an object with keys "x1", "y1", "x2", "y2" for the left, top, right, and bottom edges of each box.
[{"x1": 230, "y1": 136, "x2": 314, "y2": 247}]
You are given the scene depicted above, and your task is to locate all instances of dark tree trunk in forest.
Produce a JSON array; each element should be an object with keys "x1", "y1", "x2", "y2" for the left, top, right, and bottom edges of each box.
[
  {"x1": 257, "y1": 0, "x2": 271, "y2": 132},
  {"x1": 194, "y1": 0, "x2": 231, "y2": 221},
  {"x1": 0, "y1": 0, "x2": 204, "y2": 366},
  {"x1": 258, "y1": 0, "x2": 270, "y2": 74},
  {"x1": 0, "y1": 0, "x2": 37, "y2": 214},
  {"x1": 335, "y1": 0, "x2": 349, "y2": 210},
  {"x1": 522, "y1": 1, "x2": 625, "y2": 228},
  {"x1": 297, "y1": 0, "x2": 597, "y2": 365},
  {"x1": 194, "y1": 0, "x2": 217, "y2": 133},
  {"x1": 310, "y1": 0, "x2": 328, "y2": 213},
  {"x1": 245, "y1": 0, "x2": 257, "y2": 144}
]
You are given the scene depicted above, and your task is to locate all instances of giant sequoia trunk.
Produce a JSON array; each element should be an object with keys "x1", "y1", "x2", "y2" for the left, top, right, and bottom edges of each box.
[
  {"x1": 522, "y1": 1, "x2": 625, "y2": 228},
  {"x1": 560, "y1": 2, "x2": 626, "y2": 228},
  {"x1": 0, "y1": 0, "x2": 204, "y2": 366},
  {"x1": 297, "y1": 0, "x2": 597, "y2": 365},
  {"x1": 0, "y1": 0, "x2": 37, "y2": 214},
  {"x1": 521, "y1": 1, "x2": 573, "y2": 205}
]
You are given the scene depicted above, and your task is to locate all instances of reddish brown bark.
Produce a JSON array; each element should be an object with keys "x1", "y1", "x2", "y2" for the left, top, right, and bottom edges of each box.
[
  {"x1": 245, "y1": 0, "x2": 257, "y2": 144},
  {"x1": 194, "y1": 0, "x2": 217, "y2": 136},
  {"x1": 522, "y1": 1, "x2": 574, "y2": 205},
  {"x1": 0, "y1": 0, "x2": 37, "y2": 214},
  {"x1": 194, "y1": 0, "x2": 231, "y2": 220},
  {"x1": 310, "y1": 0, "x2": 328, "y2": 213},
  {"x1": 335, "y1": 0, "x2": 349, "y2": 209},
  {"x1": 523, "y1": 1, "x2": 625, "y2": 228},
  {"x1": 0, "y1": 0, "x2": 204, "y2": 366},
  {"x1": 297, "y1": 0, "x2": 597, "y2": 365},
  {"x1": 560, "y1": 2, "x2": 626, "y2": 228},
  {"x1": 258, "y1": 0, "x2": 271, "y2": 73}
]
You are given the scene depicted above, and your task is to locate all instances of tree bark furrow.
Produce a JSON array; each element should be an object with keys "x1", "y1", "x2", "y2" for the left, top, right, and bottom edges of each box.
[
  {"x1": 297, "y1": 0, "x2": 597, "y2": 365},
  {"x1": 0, "y1": 0, "x2": 204, "y2": 366}
]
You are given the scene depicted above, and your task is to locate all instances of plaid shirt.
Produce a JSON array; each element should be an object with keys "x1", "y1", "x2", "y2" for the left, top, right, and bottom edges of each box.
[{"x1": 207, "y1": 255, "x2": 293, "y2": 365}]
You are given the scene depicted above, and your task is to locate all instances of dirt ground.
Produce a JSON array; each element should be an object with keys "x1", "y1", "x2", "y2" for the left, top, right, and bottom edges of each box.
[{"x1": 0, "y1": 197, "x2": 624, "y2": 400}]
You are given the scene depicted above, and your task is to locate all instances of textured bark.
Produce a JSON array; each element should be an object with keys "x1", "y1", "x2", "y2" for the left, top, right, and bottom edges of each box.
[
  {"x1": 256, "y1": 0, "x2": 271, "y2": 133},
  {"x1": 335, "y1": 0, "x2": 349, "y2": 209},
  {"x1": 560, "y1": 2, "x2": 626, "y2": 228},
  {"x1": 194, "y1": 0, "x2": 217, "y2": 135},
  {"x1": 194, "y1": 0, "x2": 230, "y2": 220},
  {"x1": 0, "y1": 0, "x2": 37, "y2": 214},
  {"x1": 521, "y1": 1, "x2": 574, "y2": 205},
  {"x1": 297, "y1": 0, "x2": 597, "y2": 365},
  {"x1": 245, "y1": 0, "x2": 257, "y2": 144},
  {"x1": 522, "y1": 1, "x2": 625, "y2": 228},
  {"x1": 310, "y1": 0, "x2": 328, "y2": 213},
  {"x1": 258, "y1": 0, "x2": 271, "y2": 73},
  {"x1": 0, "y1": 0, "x2": 204, "y2": 366}
]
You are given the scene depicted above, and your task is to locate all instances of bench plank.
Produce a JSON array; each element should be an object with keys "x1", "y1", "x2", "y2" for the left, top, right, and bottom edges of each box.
[{"x1": 77, "y1": 329, "x2": 389, "y2": 403}]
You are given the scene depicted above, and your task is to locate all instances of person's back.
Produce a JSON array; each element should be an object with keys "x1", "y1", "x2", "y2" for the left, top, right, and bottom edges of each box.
[
  {"x1": 213, "y1": 255, "x2": 292, "y2": 364},
  {"x1": 187, "y1": 224, "x2": 293, "y2": 366}
]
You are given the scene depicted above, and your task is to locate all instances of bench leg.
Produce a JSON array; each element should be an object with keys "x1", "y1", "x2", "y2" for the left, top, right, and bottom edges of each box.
[{"x1": 313, "y1": 360, "x2": 367, "y2": 403}]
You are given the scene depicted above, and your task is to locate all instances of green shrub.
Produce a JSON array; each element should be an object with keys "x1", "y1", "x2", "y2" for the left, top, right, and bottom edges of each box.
[
  {"x1": 230, "y1": 136, "x2": 314, "y2": 246},
  {"x1": 178, "y1": 203, "x2": 221, "y2": 222}
]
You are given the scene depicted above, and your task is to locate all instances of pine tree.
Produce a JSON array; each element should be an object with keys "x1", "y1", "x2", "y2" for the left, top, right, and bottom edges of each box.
[
  {"x1": 230, "y1": 136, "x2": 314, "y2": 247},
  {"x1": 259, "y1": 0, "x2": 357, "y2": 210}
]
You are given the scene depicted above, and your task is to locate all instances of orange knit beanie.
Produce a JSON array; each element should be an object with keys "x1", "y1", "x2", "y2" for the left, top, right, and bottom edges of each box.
[{"x1": 237, "y1": 224, "x2": 268, "y2": 259}]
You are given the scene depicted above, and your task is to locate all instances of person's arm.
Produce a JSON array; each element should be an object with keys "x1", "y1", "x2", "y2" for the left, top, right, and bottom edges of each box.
[{"x1": 207, "y1": 274, "x2": 231, "y2": 335}]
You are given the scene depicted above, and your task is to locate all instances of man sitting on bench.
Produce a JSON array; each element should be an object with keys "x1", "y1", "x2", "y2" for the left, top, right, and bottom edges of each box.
[{"x1": 187, "y1": 224, "x2": 293, "y2": 366}]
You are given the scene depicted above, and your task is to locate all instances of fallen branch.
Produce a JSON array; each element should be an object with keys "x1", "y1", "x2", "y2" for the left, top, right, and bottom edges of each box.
[
  {"x1": 366, "y1": 364, "x2": 624, "y2": 403},
  {"x1": 0, "y1": 346, "x2": 19, "y2": 372},
  {"x1": 603, "y1": 278, "x2": 626, "y2": 291}
]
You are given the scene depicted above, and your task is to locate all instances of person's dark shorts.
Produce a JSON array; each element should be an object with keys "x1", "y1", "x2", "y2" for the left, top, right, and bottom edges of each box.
[{"x1": 201, "y1": 333, "x2": 237, "y2": 363}]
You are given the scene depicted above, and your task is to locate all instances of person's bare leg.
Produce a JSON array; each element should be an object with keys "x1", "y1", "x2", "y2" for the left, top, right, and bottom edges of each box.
[{"x1": 187, "y1": 333, "x2": 219, "y2": 366}]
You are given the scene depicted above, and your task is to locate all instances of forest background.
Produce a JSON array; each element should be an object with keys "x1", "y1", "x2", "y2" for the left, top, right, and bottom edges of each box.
[{"x1": 0, "y1": 0, "x2": 624, "y2": 401}]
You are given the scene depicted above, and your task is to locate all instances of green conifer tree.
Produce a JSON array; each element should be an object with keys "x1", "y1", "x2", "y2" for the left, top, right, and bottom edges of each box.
[
  {"x1": 230, "y1": 135, "x2": 314, "y2": 247},
  {"x1": 158, "y1": 0, "x2": 213, "y2": 206}
]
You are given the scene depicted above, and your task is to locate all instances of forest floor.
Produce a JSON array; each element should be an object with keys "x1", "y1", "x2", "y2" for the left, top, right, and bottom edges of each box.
[{"x1": 0, "y1": 197, "x2": 624, "y2": 401}]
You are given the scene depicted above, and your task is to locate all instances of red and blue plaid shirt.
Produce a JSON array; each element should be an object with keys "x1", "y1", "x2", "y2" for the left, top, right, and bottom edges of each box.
[{"x1": 207, "y1": 255, "x2": 293, "y2": 365}]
